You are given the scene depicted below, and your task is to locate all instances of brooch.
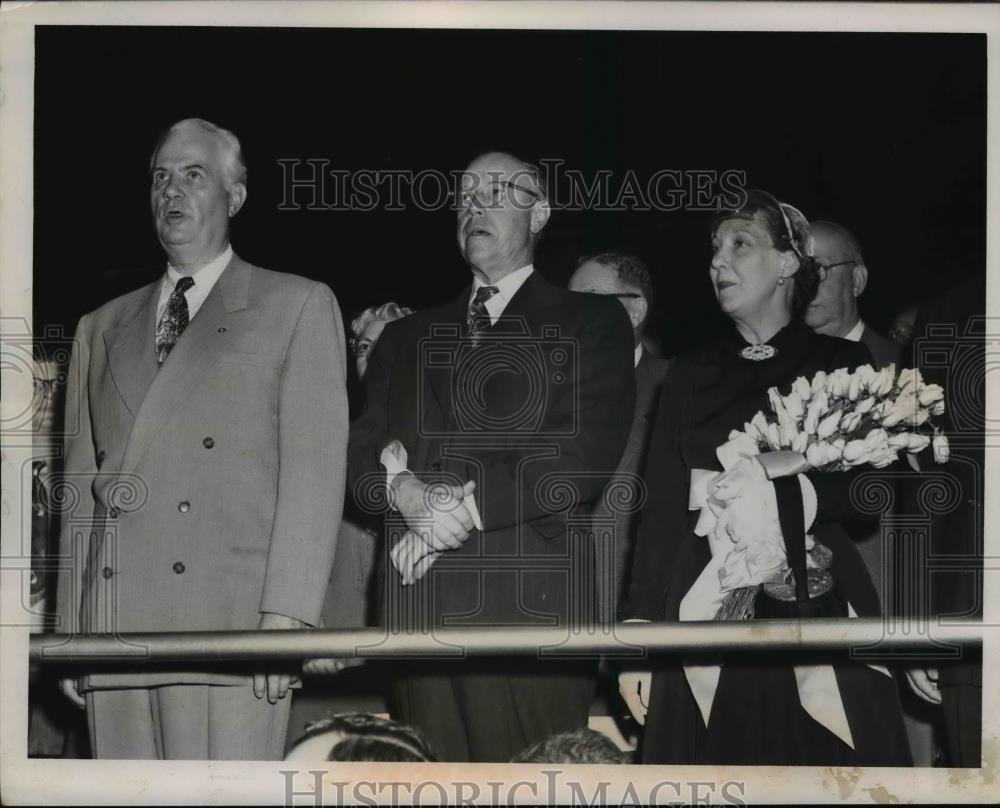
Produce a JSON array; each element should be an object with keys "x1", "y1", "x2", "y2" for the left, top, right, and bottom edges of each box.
[{"x1": 740, "y1": 343, "x2": 777, "y2": 361}]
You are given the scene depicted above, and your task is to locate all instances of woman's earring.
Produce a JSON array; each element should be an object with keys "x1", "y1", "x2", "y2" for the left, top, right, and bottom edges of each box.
[{"x1": 777, "y1": 276, "x2": 785, "y2": 285}]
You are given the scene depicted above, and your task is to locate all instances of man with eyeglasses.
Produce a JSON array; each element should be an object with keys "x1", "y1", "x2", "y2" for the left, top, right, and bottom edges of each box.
[
  {"x1": 568, "y1": 252, "x2": 671, "y2": 623},
  {"x1": 804, "y1": 220, "x2": 901, "y2": 370},
  {"x1": 348, "y1": 151, "x2": 635, "y2": 761},
  {"x1": 806, "y1": 221, "x2": 936, "y2": 764}
]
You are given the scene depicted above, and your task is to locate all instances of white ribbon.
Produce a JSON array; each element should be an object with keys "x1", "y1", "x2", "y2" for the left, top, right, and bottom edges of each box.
[{"x1": 679, "y1": 435, "x2": 888, "y2": 749}]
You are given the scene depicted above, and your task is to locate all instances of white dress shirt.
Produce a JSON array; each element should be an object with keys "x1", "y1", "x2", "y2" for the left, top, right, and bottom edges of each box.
[
  {"x1": 842, "y1": 318, "x2": 866, "y2": 343},
  {"x1": 155, "y1": 244, "x2": 234, "y2": 328}
]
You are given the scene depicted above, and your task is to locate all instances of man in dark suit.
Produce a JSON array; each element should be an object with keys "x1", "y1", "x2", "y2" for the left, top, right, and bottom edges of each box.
[
  {"x1": 568, "y1": 252, "x2": 671, "y2": 623},
  {"x1": 57, "y1": 118, "x2": 349, "y2": 759},
  {"x1": 348, "y1": 151, "x2": 635, "y2": 761},
  {"x1": 805, "y1": 218, "x2": 935, "y2": 763},
  {"x1": 805, "y1": 220, "x2": 901, "y2": 369},
  {"x1": 903, "y1": 274, "x2": 984, "y2": 767}
]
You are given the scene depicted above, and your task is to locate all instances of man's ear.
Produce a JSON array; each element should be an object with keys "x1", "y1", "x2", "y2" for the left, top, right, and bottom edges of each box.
[
  {"x1": 228, "y1": 183, "x2": 248, "y2": 217},
  {"x1": 529, "y1": 198, "x2": 551, "y2": 235},
  {"x1": 629, "y1": 296, "x2": 649, "y2": 331},
  {"x1": 852, "y1": 263, "x2": 869, "y2": 298}
]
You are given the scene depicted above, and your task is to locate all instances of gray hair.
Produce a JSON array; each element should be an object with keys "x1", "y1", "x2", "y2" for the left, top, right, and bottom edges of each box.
[{"x1": 149, "y1": 118, "x2": 247, "y2": 189}]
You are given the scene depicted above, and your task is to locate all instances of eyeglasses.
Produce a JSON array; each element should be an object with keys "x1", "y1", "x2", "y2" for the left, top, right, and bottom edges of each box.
[
  {"x1": 348, "y1": 336, "x2": 375, "y2": 358},
  {"x1": 583, "y1": 291, "x2": 643, "y2": 299},
  {"x1": 816, "y1": 260, "x2": 856, "y2": 281},
  {"x1": 454, "y1": 181, "x2": 540, "y2": 210}
]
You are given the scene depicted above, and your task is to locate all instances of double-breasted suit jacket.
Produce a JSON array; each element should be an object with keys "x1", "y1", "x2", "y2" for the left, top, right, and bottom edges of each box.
[
  {"x1": 57, "y1": 255, "x2": 349, "y2": 688},
  {"x1": 348, "y1": 271, "x2": 636, "y2": 629}
]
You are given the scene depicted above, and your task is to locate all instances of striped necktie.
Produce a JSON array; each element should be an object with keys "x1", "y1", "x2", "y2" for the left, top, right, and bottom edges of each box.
[{"x1": 467, "y1": 285, "x2": 500, "y2": 344}]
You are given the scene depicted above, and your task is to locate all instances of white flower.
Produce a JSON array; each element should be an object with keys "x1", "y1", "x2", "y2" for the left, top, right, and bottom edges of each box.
[
  {"x1": 883, "y1": 390, "x2": 920, "y2": 428},
  {"x1": 767, "y1": 386, "x2": 783, "y2": 415},
  {"x1": 870, "y1": 364, "x2": 896, "y2": 398},
  {"x1": 871, "y1": 448, "x2": 899, "y2": 468},
  {"x1": 793, "y1": 376, "x2": 812, "y2": 403},
  {"x1": 918, "y1": 383, "x2": 945, "y2": 408},
  {"x1": 854, "y1": 364, "x2": 876, "y2": 393},
  {"x1": 765, "y1": 422, "x2": 782, "y2": 450},
  {"x1": 811, "y1": 370, "x2": 828, "y2": 397},
  {"x1": 854, "y1": 396, "x2": 876, "y2": 415},
  {"x1": 932, "y1": 429, "x2": 950, "y2": 463},
  {"x1": 907, "y1": 433, "x2": 931, "y2": 453},
  {"x1": 847, "y1": 371, "x2": 863, "y2": 402},
  {"x1": 824, "y1": 369, "x2": 843, "y2": 398},
  {"x1": 747, "y1": 411, "x2": 769, "y2": 443},
  {"x1": 803, "y1": 391, "x2": 830, "y2": 435},
  {"x1": 930, "y1": 399, "x2": 946, "y2": 417},
  {"x1": 888, "y1": 433, "x2": 911, "y2": 450},
  {"x1": 897, "y1": 367, "x2": 924, "y2": 397},
  {"x1": 806, "y1": 442, "x2": 827, "y2": 467},
  {"x1": 839, "y1": 411, "x2": 863, "y2": 433},
  {"x1": 817, "y1": 410, "x2": 843, "y2": 440},
  {"x1": 791, "y1": 431, "x2": 809, "y2": 454},
  {"x1": 729, "y1": 429, "x2": 744, "y2": 442},
  {"x1": 783, "y1": 392, "x2": 805, "y2": 422},
  {"x1": 778, "y1": 423, "x2": 798, "y2": 448},
  {"x1": 843, "y1": 439, "x2": 869, "y2": 465}
]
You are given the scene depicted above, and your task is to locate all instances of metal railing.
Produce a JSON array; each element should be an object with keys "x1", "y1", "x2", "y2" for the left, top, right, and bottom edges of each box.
[{"x1": 29, "y1": 620, "x2": 982, "y2": 666}]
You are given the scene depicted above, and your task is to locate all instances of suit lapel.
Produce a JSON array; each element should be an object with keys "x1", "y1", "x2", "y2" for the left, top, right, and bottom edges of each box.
[
  {"x1": 424, "y1": 290, "x2": 469, "y2": 424},
  {"x1": 119, "y1": 255, "x2": 252, "y2": 475},
  {"x1": 104, "y1": 282, "x2": 161, "y2": 416}
]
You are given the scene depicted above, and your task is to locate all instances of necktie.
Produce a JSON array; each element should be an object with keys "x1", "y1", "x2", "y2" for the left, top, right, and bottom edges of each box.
[
  {"x1": 467, "y1": 285, "x2": 500, "y2": 344},
  {"x1": 155, "y1": 276, "x2": 195, "y2": 364}
]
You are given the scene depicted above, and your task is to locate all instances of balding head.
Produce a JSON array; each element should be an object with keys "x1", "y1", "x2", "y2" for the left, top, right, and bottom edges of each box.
[
  {"x1": 456, "y1": 151, "x2": 550, "y2": 283},
  {"x1": 804, "y1": 219, "x2": 869, "y2": 337}
]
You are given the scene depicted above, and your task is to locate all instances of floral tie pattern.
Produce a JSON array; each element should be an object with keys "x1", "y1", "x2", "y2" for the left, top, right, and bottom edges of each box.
[{"x1": 155, "y1": 276, "x2": 195, "y2": 364}]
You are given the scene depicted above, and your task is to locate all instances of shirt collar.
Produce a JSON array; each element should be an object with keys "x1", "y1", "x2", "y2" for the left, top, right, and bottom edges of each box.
[
  {"x1": 166, "y1": 243, "x2": 233, "y2": 290},
  {"x1": 843, "y1": 318, "x2": 865, "y2": 343},
  {"x1": 634, "y1": 343, "x2": 643, "y2": 367},
  {"x1": 470, "y1": 264, "x2": 534, "y2": 307}
]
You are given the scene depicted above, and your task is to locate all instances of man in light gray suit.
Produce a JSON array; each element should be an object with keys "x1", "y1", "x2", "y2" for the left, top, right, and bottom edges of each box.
[{"x1": 57, "y1": 118, "x2": 349, "y2": 759}]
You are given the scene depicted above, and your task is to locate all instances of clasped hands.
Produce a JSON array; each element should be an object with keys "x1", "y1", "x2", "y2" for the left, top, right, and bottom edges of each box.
[{"x1": 390, "y1": 472, "x2": 478, "y2": 585}]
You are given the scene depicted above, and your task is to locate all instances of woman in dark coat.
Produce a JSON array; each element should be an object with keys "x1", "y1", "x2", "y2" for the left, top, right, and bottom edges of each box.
[{"x1": 618, "y1": 190, "x2": 911, "y2": 766}]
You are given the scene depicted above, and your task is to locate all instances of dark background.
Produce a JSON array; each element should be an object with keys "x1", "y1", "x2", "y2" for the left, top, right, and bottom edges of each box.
[{"x1": 33, "y1": 27, "x2": 986, "y2": 356}]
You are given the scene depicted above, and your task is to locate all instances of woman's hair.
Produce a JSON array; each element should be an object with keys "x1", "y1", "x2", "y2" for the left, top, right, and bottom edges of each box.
[
  {"x1": 291, "y1": 712, "x2": 438, "y2": 762},
  {"x1": 350, "y1": 301, "x2": 414, "y2": 338},
  {"x1": 710, "y1": 189, "x2": 821, "y2": 320}
]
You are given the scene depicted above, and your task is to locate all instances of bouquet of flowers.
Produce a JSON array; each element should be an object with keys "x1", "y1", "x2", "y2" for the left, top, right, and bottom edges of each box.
[{"x1": 701, "y1": 363, "x2": 949, "y2": 620}]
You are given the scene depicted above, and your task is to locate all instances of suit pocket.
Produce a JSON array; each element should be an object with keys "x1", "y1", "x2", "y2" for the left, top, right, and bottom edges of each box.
[{"x1": 221, "y1": 351, "x2": 283, "y2": 369}]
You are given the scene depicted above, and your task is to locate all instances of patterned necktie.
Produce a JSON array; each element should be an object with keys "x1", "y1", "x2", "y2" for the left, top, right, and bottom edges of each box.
[
  {"x1": 155, "y1": 276, "x2": 195, "y2": 364},
  {"x1": 467, "y1": 285, "x2": 500, "y2": 344}
]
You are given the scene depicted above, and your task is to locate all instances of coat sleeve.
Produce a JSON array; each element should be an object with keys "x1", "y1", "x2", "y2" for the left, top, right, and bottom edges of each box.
[
  {"x1": 618, "y1": 360, "x2": 690, "y2": 621},
  {"x1": 346, "y1": 317, "x2": 402, "y2": 508},
  {"x1": 258, "y1": 282, "x2": 349, "y2": 626},
  {"x1": 475, "y1": 297, "x2": 636, "y2": 533},
  {"x1": 56, "y1": 314, "x2": 98, "y2": 636}
]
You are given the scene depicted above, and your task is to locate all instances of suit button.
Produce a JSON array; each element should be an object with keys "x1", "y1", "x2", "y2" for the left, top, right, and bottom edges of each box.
[
  {"x1": 172, "y1": 562, "x2": 185, "y2": 574},
  {"x1": 101, "y1": 566, "x2": 113, "y2": 579},
  {"x1": 431, "y1": 461, "x2": 443, "y2": 472},
  {"x1": 108, "y1": 507, "x2": 120, "y2": 519},
  {"x1": 202, "y1": 437, "x2": 215, "y2": 449},
  {"x1": 178, "y1": 501, "x2": 190, "y2": 513}
]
